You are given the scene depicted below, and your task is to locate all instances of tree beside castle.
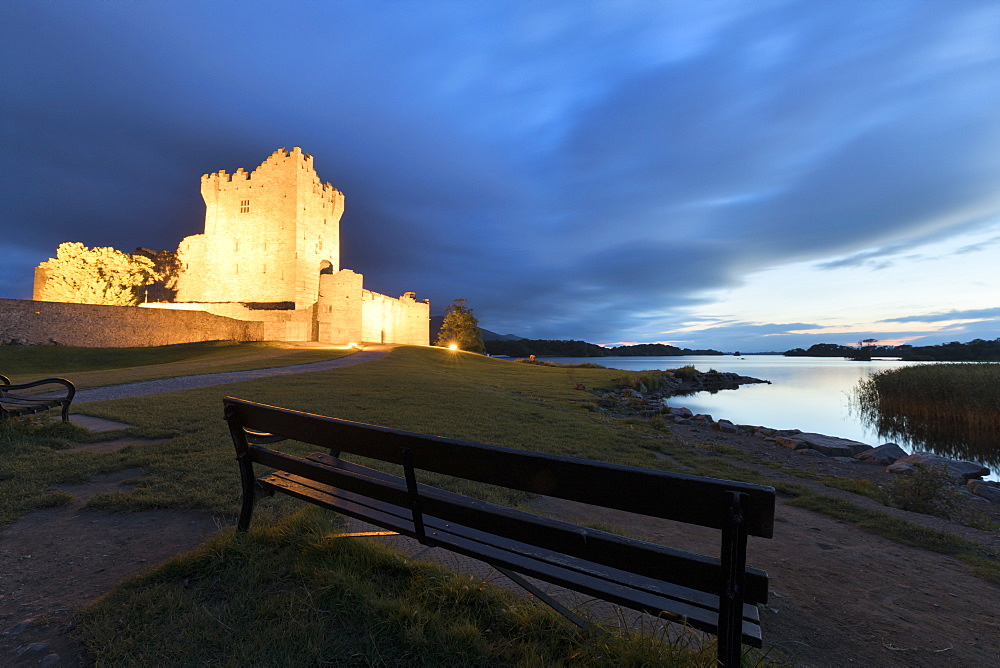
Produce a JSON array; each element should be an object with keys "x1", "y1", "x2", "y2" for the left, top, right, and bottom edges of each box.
[
  {"x1": 35, "y1": 242, "x2": 160, "y2": 306},
  {"x1": 435, "y1": 299, "x2": 486, "y2": 353}
]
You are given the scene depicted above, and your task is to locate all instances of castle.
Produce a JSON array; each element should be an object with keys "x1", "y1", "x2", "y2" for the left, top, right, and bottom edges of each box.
[{"x1": 29, "y1": 148, "x2": 430, "y2": 347}]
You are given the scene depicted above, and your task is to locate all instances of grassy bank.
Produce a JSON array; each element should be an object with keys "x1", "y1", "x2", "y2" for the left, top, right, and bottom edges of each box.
[
  {"x1": 5, "y1": 345, "x2": 998, "y2": 662},
  {"x1": 4, "y1": 347, "x2": 767, "y2": 663}
]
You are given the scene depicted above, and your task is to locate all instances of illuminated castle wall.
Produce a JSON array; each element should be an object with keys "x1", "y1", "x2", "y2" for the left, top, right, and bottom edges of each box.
[
  {"x1": 176, "y1": 147, "x2": 344, "y2": 307},
  {"x1": 29, "y1": 148, "x2": 430, "y2": 347}
]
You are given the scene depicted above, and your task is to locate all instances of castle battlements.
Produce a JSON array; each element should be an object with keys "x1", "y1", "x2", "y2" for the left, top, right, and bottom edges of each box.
[{"x1": 199, "y1": 147, "x2": 342, "y2": 203}]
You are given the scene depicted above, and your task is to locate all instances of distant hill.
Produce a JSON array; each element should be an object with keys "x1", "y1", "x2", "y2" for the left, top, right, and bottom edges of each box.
[
  {"x1": 481, "y1": 330, "x2": 525, "y2": 341},
  {"x1": 483, "y1": 339, "x2": 722, "y2": 357},
  {"x1": 429, "y1": 317, "x2": 724, "y2": 355},
  {"x1": 429, "y1": 315, "x2": 524, "y2": 344}
]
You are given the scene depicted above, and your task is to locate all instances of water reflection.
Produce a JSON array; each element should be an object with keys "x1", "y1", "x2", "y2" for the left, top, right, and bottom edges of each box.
[
  {"x1": 852, "y1": 399, "x2": 999, "y2": 468},
  {"x1": 536, "y1": 355, "x2": 998, "y2": 479}
]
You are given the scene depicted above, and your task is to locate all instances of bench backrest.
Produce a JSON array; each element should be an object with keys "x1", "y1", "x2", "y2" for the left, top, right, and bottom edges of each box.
[{"x1": 225, "y1": 397, "x2": 775, "y2": 536}]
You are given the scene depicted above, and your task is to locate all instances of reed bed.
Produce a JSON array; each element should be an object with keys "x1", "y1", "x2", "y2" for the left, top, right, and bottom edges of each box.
[{"x1": 852, "y1": 363, "x2": 1000, "y2": 467}]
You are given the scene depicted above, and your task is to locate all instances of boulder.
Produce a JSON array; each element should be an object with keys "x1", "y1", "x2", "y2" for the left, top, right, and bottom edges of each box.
[
  {"x1": 797, "y1": 448, "x2": 826, "y2": 457},
  {"x1": 885, "y1": 452, "x2": 990, "y2": 483},
  {"x1": 668, "y1": 406, "x2": 693, "y2": 418},
  {"x1": 715, "y1": 419, "x2": 738, "y2": 434},
  {"x1": 792, "y1": 433, "x2": 872, "y2": 457},
  {"x1": 775, "y1": 435, "x2": 806, "y2": 450},
  {"x1": 855, "y1": 443, "x2": 908, "y2": 466},
  {"x1": 967, "y1": 481, "x2": 1000, "y2": 504}
]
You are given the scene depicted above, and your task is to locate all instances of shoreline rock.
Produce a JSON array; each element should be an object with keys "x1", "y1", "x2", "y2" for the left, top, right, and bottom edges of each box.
[
  {"x1": 886, "y1": 452, "x2": 991, "y2": 484},
  {"x1": 595, "y1": 374, "x2": 995, "y2": 501}
]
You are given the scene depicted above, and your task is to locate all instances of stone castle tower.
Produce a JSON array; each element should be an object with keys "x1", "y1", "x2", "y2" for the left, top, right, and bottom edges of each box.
[{"x1": 175, "y1": 147, "x2": 345, "y2": 308}]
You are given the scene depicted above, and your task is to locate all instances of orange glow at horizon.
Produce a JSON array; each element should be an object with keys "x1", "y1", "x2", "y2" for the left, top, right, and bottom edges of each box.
[{"x1": 846, "y1": 335, "x2": 925, "y2": 347}]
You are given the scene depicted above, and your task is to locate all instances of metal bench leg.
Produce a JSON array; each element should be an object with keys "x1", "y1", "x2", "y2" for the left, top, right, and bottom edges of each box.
[
  {"x1": 718, "y1": 491, "x2": 749, "y2": 667},
  {"x1": 494, "y1": 565, "x2": 596, "y2": 632}
]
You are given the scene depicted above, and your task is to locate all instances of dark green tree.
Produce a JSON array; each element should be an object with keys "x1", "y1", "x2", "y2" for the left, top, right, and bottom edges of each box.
[{"x1": 435, "y1": 298, "x2": 486, "y2": 353}]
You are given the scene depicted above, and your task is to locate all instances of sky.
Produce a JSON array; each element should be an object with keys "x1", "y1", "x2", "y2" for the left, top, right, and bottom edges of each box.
[{"x1": 2, "y1": 0, "x2": 998, "y2": 352}]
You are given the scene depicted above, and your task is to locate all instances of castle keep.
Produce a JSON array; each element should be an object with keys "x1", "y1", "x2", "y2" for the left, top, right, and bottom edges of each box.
[
  {"x1": 25, "y1": 148, "x2": 429, "y2": 347},
  {"x1": 176, "y1": 147, "x2": 344, "y2": 307}
]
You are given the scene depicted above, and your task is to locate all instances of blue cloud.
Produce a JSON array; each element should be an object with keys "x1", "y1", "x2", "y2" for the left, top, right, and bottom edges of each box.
[
  {"x1": 880, "y1": 308, "x2": 1000, "y2": 323},
  {"x1": 2, "y1": 1, "x2": 999, "y2": 348}
]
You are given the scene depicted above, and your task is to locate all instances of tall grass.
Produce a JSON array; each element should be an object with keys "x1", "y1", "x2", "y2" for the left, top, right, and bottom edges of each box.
[{"x1": 852, "y1": 363, "x2": 1000, "y2": 467}]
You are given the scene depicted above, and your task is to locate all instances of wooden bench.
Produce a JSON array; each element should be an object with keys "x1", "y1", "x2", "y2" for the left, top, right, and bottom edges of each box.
[
  {"x1": 0, "y1": 375, "x2": 76, "y2": 422},
  {"x1": 225, "y1": 397, "x2": 775, "y2": 666}
]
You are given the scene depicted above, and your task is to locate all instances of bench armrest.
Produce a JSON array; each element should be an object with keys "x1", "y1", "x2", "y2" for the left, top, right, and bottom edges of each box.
[{"x1": 0, "y1": 377, "x2": 76, "y2": 401}]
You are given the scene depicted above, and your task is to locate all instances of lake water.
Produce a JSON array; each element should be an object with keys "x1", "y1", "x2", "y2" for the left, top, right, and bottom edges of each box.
[{"x1": 537, "y1": 355, "x2": 997, "y2": 479}]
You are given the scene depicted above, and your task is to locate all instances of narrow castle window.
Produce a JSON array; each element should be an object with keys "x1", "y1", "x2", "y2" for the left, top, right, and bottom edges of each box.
[
  {"x1": 263, "y1": 264, "x2": 267, "y2": 274},
  {"x1": 235, "y1": 240, "x2": 239, "y2": 251},
  {"x1": 240, "y1": 199, "x2": 250, "y2": 213}
]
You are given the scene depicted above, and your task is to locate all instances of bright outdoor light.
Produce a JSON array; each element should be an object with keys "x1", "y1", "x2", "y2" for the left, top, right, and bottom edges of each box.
[
  {"x1": 448, "y1": 343, "x2": 458, "y2": 351},
  {"x1": 348, "y1": 342, "x2": 358, "y2": 349}
]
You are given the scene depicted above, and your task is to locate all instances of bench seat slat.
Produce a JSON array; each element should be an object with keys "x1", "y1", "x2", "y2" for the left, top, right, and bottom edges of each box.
[
  {"x1": 250, "y1": 446, "x2": 768, "y2": 602},
  {"x1": 272, "y1": 468, "x2": 759, "y2": 618},
  {"x1": 227, "y1": 399, "x2": 775, "y2": 537},
  {"x1": 303, "y1": 452, "x2": 769, "y2": 604},
  {"x1": 260, "y1": 471, "x2": 763, "y2": 647},
  {"x1": 1, "y1": 398, "x2": 63, "y2": 408}
]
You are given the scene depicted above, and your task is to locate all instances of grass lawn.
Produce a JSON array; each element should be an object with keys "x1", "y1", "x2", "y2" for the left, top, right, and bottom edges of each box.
[
  {"x1": 78, "y1": 507, "x2": 715, "y2": 666},
  {"x1": 0, "y1": 340, "x2": 356, "y2": 389},
  {"x1": 3, "y1": 345, "x2": 997, "y2": 663}
]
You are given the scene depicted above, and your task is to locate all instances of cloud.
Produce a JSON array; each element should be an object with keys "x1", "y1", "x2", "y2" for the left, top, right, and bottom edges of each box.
[
  {"x1": 2, "y1": 1, "x2": 999, "y2": 348},
  {"x1": 880, "y1": 307, "x2": 1000, "y2": 324}
]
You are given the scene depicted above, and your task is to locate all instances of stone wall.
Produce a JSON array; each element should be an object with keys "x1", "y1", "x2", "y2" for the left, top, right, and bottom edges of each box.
[
  {"x1": 1, "y1": 289, "x2": 428, "y2": 348},
  {"x1": 360, "y1": 290, "x2": 430, "y2": 345},
  {"x1": 315, "y1": 269, "x2": 364, "y2": 343},
  {"x1": 0, "y1": 298, "x2": 275, "y2": 347}
]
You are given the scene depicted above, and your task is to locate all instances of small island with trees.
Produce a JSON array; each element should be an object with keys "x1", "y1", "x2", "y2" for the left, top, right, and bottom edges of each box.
[
  {"x1": 784, "y1": 338, "x2": 1000, "y2": 362},
  {"x1": 482, "y1": 339, "x2": 723, "y2": 358}
]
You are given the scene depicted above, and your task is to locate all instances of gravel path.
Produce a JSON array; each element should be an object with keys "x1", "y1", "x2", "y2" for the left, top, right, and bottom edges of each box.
[{"x1": 73, "y1": 346, "x2": 391, "y2": 404}]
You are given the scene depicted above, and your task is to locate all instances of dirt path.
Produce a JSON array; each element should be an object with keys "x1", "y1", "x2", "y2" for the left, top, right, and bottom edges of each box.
[
  {"x1": 0, "y1": 472, "x2": 220, "y2": 666},
  {"x1": 72, "y1": 346, "x2": 392, "y2": 404},
  {"x1": 3, "y1": 354, "x2": 999, "y2": 665}
]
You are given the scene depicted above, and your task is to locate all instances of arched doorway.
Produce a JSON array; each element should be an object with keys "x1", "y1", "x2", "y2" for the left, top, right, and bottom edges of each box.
[{"x1": 319, "y1": 260, "x2": 333, "y2": 274}]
